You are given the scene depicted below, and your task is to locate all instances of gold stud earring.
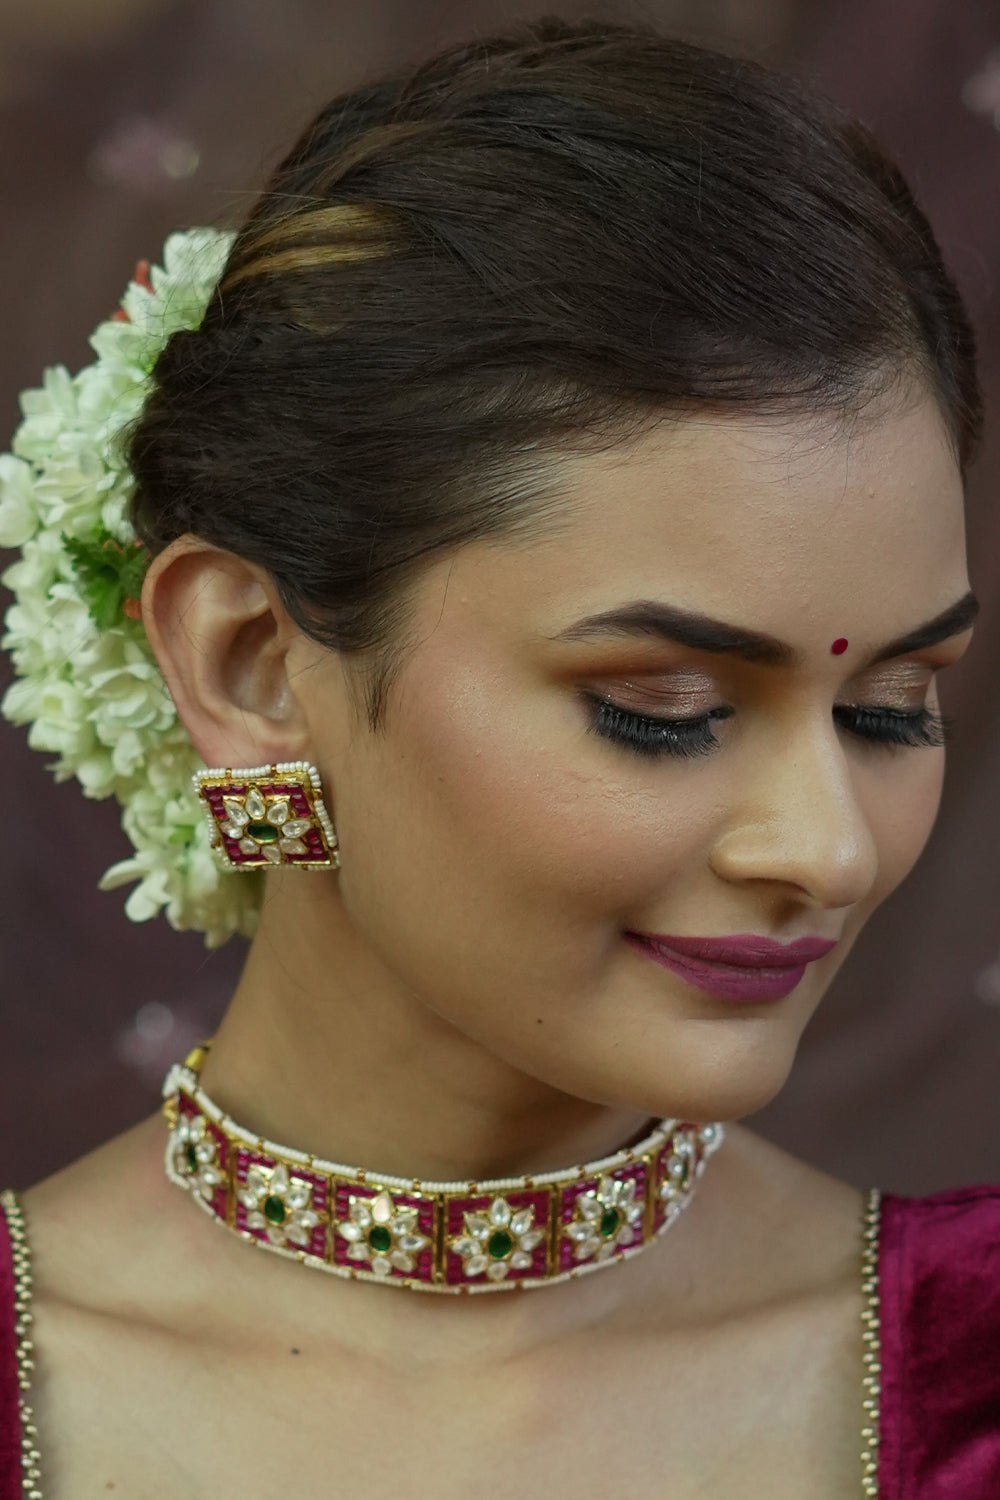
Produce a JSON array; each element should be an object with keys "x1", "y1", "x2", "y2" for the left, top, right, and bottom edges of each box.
[{"x1": 193, "y1": 760, "x2": 339, "y2": 871}]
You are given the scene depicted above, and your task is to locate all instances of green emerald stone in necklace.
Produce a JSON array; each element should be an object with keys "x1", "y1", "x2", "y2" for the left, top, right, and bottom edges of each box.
[
  {"x1": 263, "y1": 1194, "x2": 287, "y2": 1225},
  {"x1": 247, "y1": 821, "x2": 280, "y2": 843},
  {"x1": 164, "y1": 1045, "x2": 726, "y2": 1291},
  {"x1": 487, "y1": 1228, "x2": 514, "y2": 1259},
  {"x1": 600, "y1": 1206, "x2": 621, "y2": 1238}
]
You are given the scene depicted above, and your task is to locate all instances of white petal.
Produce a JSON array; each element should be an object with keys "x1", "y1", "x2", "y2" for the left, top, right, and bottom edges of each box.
[
  {"x1": 465, "y1": 1215, "x2": 490, "y2": 1240},
  {"x1": 266, "y1": 1227, "x2": 286, "y2": 1246},
  {"x1": 285, "y1": 1221, "x2": 312, "y2": 1246},
  {"x1": 619, "y1": 1178, "x2": 638, "y2": 1206},
  {"x1": 223, "y1": 797, "x2": 249, "y2": 827},
  {"x1": 270, "y1": 1164, "x2": 290, "y2": 1194},
  {"x1": 626, "y1": 1204, "x2": 644, "y2": 1224},
  {"x1": 574, "y1": 1236, "x2": 600, "y2": 1261},
  {"x1": 279, "y1": 838, "x2": 307, "y2": 855},
  {"x1": 239, "y1": 838, "x2": 258, "y2": 855},
  {"x1": 371, "y1": 1191, "x2": 394, "y2": 1225},
  {"x1": 246, "y1": 1211, "x2": 267, "y2": 1230},
  {"x1": 245, "y1": 788, "x2": 266, "y2": 820},
  {"x1": 349, "y1": 1200, "x2": 372, "y2": 1227},
  {"x1": 338, "y1": 1221, "x2": 363, "y2": 1242},
  {"x1": 262, "y1": 845, "x2": 282, "y2": 864},
  {"x1": 286, "y1": 1184, "x2": 311, "y2": 1211},
  {"x1": 370, "y1": 1255, "x2": 393, "y2": 1277},
  {"x1": 596, "y1": 1178, "x2": 617, "y2": 1206},
  {"x1": 282, "y1": 818, "x2": 311, "y2": 838},
  {"x1": 222, "y1": 822, "x2": 245, "y2": 838},
  {"x1": 295, "y1": 1210, "x2": 320, "y2": 1231},
  {"x1": 489, "y1": 1198, "x2": 512, "y2": 1227},
  {"x1": 464, "y1": 1255, "x2": 488, "y2": 1277},
  {"x1": 486, "y1": 1260, "x2": 510, "y2": 1281},
  {"x1": 244, "y1": 1168, "x2": 266, "y2": 1195},
  {"x1": 510, "y1": 1250, "x2": 533, "y2": 1270},
  {"x1": 510, "y1": 1208, "x2": 534, "y2": 1236},
  {"x1": 452, "y1": 1237, "x2": 481, "y2": 1258},
  {"x1": 517, "y1": 1229, "x2": 545, "y2": 1252},
  {"x1": 266, "y1": 798, "x2": 291, "y2": 825},
  {"x1": 578, "y1": 1194, "x2": 601, "y2": 1222},
  {"x1": 389, "y1": 1250, "x2": 415, "y2": 1272},
  {"x1": 565, "y1": 1222, "x2": 595, "y2": 1242},
  {"x1": 398, "y1": 1232, "x2": 428, "y2": 1253},
  {"x1": 346, "y1": 1241, "x2": 369, "y2": 1260}
]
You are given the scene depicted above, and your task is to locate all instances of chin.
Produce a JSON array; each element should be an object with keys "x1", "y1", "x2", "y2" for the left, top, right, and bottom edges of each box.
[{"x1": 559, "y1": 1024, "x2": 803, "y2": 1125}]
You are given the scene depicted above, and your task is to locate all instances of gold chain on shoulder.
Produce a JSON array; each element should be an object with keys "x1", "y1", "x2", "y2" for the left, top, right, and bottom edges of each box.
[
  {"x1": 1, "y1": 1189, "x2": 42, "y2": 1499},
  {"x1": 860, "y1": 1186, "x2": 882, "y2": 1498}
]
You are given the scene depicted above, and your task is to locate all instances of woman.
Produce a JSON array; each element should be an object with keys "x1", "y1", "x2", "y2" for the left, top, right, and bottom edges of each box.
[{"x1": 2, "y1": 17, "x2": 997, "y2": 1498}]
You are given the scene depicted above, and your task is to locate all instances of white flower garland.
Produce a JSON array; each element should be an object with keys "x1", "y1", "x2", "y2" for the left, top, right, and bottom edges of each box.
[{"x1": 0, "y1": 227, "x2": 264, "y2": 948}]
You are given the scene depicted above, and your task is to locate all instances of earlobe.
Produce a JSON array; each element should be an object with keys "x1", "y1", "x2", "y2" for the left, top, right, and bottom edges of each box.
[{"x1": 141, "y1": 534, "x2": 313, "y2": 769}]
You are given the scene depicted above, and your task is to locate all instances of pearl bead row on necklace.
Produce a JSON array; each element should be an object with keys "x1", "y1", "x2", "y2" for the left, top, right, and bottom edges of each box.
[{"x1": 162, "y1": 1046, "x2": 724, "y2": 1293}]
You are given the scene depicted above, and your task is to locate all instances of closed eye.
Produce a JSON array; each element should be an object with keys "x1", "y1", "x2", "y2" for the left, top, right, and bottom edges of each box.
[{"x1": 586, "y1": 696, "x2": 953, "y2": 759}]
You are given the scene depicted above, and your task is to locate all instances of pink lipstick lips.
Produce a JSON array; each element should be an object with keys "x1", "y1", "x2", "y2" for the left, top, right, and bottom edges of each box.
[{"x1": 625, "y1": 931, "x2": 838, "y2": 1003}]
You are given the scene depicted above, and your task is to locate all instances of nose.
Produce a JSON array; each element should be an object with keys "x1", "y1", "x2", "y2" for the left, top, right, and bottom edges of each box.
[{"x1": 707, "y1": 714, "x2": 879, "y2": 911}]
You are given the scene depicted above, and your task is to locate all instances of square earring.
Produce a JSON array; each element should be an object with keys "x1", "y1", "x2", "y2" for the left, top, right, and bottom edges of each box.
[{"x1": 193, "y1": 760, "x2": 340, "y2": 871}]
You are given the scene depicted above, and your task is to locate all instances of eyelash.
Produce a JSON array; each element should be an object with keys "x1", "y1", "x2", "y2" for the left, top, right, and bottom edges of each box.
[{"x1": 587, "y1": 697, "x2": 954, "y2": 760}]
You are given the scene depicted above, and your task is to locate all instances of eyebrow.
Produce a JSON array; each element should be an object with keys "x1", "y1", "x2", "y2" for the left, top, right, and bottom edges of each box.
[{"x1": 551, "y1": 590, "x2": 980, "y2": 668}]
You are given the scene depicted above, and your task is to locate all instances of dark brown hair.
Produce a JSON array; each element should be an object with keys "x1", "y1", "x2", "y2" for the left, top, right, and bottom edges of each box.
[{"x1": 128, "y1": 17, "x2": 981, "y2": 725}]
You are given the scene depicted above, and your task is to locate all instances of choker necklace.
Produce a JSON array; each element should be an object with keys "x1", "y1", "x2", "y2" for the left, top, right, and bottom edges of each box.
[{"x1": 162, "y1": 1046, "x2": 724, "y2": 1294}]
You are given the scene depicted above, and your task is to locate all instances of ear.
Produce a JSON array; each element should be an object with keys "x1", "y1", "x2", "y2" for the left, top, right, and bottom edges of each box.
[{"x1": 140, "y1": 534, "x2": 320, "y2": 769}]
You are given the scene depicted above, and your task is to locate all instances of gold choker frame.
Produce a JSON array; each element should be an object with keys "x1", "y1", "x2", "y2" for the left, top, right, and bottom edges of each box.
[{"x1": 163, "y1": 1047, "x2": 725, "y2": 1294}]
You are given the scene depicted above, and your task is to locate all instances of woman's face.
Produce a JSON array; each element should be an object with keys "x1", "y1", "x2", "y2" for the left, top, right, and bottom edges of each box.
[{"x1": 298, "y1": 392, "x2": 975, "y2": 1122}]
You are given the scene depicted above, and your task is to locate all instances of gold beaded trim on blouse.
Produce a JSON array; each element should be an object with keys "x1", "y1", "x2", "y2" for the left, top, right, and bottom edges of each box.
[
  {"x1": 860, "y1": 1186, "x2": 883, "y2": 1497},
  {"x1": 1, "y1": 1189, "x2": 42, "y2": 1500}
]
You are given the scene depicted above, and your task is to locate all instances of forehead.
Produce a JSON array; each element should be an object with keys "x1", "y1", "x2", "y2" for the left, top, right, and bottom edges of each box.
[{"x1": 444, "y1": 394, "x2": 968, "y2": 642}]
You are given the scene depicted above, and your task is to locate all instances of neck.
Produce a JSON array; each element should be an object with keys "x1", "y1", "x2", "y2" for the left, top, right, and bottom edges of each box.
[{"x1": 199, "y1": 873, "x2": 652, "y2": 1181}]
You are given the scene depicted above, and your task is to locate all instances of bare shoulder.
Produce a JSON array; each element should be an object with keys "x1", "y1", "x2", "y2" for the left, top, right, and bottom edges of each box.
[
  {"x1": 654, "y1": 1122, "x2": 868, "y2": 1317},
  {"x1": 21, "y1": 1115, "x2": 207, "y2": 1310},
  {"x1": 18, "y1": 1112, "x2": 269, "y2": 1336},
  {"x1": 726, "y1": 1123, "x2": 868, "y2": 1241}
]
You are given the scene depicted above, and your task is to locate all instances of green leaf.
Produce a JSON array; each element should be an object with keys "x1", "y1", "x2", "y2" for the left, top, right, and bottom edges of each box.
[{"x1": 61, "y1": 529, "x2": 151, "y2": 629}]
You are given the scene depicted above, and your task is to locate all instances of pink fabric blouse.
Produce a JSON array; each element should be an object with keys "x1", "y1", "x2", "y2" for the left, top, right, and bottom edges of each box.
[{"x1": 1, "y1": 1185, "x2": 999, "y2": 1496}]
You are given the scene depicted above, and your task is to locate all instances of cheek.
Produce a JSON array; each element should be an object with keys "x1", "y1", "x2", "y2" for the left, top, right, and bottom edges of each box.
[{"x1": 333, "y1": 665, "x2": 709, "y2": 958}]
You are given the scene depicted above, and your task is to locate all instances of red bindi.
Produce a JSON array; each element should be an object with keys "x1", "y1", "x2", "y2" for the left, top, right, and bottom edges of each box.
[{"x1": 830, "y1": 638, "x2": 849, "y2": 655}]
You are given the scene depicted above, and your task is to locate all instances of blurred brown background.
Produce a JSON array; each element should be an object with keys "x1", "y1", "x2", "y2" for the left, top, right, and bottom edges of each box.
[{"x1": 1, "y1": 0, "x2": 998, "y2": 1194}]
